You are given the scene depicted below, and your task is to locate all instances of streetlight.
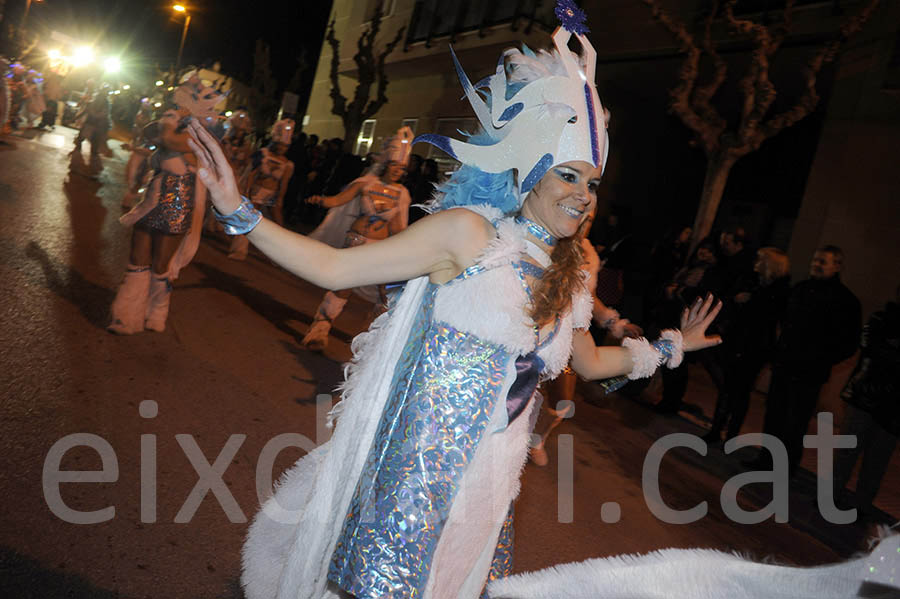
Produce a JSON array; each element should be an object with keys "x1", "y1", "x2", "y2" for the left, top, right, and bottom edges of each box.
[
  {"x1": 172, "y1": 4, "x2": 192, "y2": 73},
  {"x1": 103, "y1": 56, "x2": 121, "y2": 73},
  {"x1": 72, "y1": 46, "x2": 94, "y2": 67}
]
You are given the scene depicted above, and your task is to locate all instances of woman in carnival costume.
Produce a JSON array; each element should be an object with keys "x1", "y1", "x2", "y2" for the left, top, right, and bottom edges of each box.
[
  {"x1": 300, "y1": 126, "x2": 413, "y2": 351},
  {"x1": 107, "y1": 75, "x2": 223, "y2": 335},
  {"x1": 221, "y1": 107, "x2": 255, "y2": 176},
  {"x1": 187, "y1": 3, "x2": 896, "y2": 596},
  {"x1": 4, "y1": 62, "x2": 26, "y2": 133},
  {"x1": 228, "y1": 118, "x2": 295, "y2": 260},
  {"x1": 0, "y1": 58, "x2": 9, "y2": 137},
  {"x1": 122, "y1": 98, "x2": 158, "y2": 209}
]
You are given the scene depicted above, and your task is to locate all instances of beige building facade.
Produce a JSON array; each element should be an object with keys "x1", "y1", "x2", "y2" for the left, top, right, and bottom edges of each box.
[
  {"x1": 302, "y1": 0, "x2": 558, "y2": 157},
  {"x1": 304, "y1": 0, "x2": 899, "y2": 318}
]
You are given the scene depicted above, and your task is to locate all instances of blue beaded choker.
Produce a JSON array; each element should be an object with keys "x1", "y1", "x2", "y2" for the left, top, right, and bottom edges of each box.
[{"x1": 515, "y1": 216, "x2": 557, "y2": 247}]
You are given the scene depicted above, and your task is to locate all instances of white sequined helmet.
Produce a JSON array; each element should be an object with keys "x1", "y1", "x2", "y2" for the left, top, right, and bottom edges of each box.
[{"x1": 416, "y1": 25, "x2": 609, "y2": 196}]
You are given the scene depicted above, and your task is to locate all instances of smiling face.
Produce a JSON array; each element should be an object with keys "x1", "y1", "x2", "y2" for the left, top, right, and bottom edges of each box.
[
  {"x1": 157, "y1": 107, "x2": 193, "y2": 153},
  {"x1": 520, "y1": 160, "x2": 602, "y2": 241},
  {"x1": 383, "y1": 161, "x2": 406, "y2": 184}
]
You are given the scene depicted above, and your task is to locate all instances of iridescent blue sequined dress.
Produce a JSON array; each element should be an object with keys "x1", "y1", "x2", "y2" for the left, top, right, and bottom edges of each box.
[{"x1": 241, "y1": 206, "x2": 592, "y2": 599}]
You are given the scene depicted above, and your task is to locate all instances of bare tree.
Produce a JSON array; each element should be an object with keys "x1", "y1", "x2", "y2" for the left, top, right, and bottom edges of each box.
[
  {"x1": 642, "y1": 0, "x2": 881, "y2": 247},
  {"x1": 325, "y1": 1, "x2": 405, "y2": 152},
  {"x1": 249, "y1": 39, "x2": 279, "y2": 133}
]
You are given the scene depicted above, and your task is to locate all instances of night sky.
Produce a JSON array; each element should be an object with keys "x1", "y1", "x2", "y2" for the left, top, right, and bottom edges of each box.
[{"x1": 11, "y1": 0, "x2": 334, "y2": 92}]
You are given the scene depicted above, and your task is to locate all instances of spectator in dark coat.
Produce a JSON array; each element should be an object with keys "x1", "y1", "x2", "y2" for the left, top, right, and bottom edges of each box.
[
  {"x1": 703, "y1": 248, "x2": 791, "y2": 443},
  {"x1": 747, "y1": 245, "x2": 862, "y2": 475},
  {"x1": 652, "y1": 240, "x2": 719, "y2": 414},
  {"x1": 832, "y1": 286, "x2": 900, "y2": 519}
]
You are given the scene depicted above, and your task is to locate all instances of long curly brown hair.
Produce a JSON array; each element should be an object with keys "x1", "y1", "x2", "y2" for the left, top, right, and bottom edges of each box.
[{"x1": 530, "y1": 218, "x2": 590, "y2": 326}]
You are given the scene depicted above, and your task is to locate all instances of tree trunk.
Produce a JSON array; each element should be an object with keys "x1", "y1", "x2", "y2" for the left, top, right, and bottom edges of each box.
[
  {"x1": 690, "y1": 152, "x2": 737, "y2": 252},
  {"x1": 341, "y1": 115, "x2": 364, "y2": 154}
]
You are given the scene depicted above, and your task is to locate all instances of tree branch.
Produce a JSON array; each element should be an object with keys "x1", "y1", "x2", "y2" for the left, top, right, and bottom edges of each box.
[
  {"x1": 641, "y1": 0, "x2": 720, "y2": 154},
  {"x1": 693, "y1": 0, "x2": 727, "y2": 134},
  {"x1": 364, "y1": 24, "x2": 405, "y2": 118},
  {"x1": 325, "y1": 19, "x2": 347, "y2": 118},
  {"x1": 761, "y1": 0, "x2": 880, "y2": 142},
  {"x1": 769, "y1": 0, "x2": 796, "y2": 56},
  {"x1": 724, "y1": 0, "x2": 776, "y2": 148}
]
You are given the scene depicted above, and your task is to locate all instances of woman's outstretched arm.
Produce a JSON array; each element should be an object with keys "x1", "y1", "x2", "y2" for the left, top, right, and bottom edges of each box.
[
  {"x1": 187, "y1": 120, "x2": 493, "y2": 290},
  {"x1": 570, "y1": 295, "x2": 722, "y2": 381}
]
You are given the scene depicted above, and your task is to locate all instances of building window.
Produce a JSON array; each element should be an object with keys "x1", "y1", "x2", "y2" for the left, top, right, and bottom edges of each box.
[
  {"x1": 406, "y1": 0, "x2": 554, "y2": 46},
  {"x1": 355, "y1": 119, "x2": 377, "y2": 155},
  {"x1": 401, "y1": 118, "x2": 418, "y2": 134}
]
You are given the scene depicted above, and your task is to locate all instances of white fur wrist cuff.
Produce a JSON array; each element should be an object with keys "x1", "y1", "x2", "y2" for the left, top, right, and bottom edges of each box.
[
  {"x1": 623, "y1": 329, "x2": 685, "y2": 380},
  {"x1": 622, "y1": 337, "x2": 660, "y2": 380}
]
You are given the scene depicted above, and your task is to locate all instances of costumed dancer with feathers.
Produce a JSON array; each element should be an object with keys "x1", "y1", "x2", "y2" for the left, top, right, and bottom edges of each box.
[
  {"x1": 0, "y1": 58, "x2": 9, "y2": 137},
  {"x1": 299, "y1": 127, "x2": 413, "y2": 351},
  {"x1": 107, "y1": 76, "x2": 224, "y2": 335},
  {"x1": 186, "y1": 1, "x2": 897, "y2": 597},
  {"x1": 227, "y1": 118, "x2": 294, "y2": 260}
]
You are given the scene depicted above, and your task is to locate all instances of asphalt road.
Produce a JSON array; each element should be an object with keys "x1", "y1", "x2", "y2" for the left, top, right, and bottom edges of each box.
[{"x1": 0, "y1": 126, "x2": 882, "y2": 598}]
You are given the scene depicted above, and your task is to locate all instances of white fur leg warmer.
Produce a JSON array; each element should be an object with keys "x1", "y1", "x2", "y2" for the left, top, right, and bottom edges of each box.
[
  {"x1": 107, "y1": 264, "x2": 151, "y2": 335},
  {"x1": 144, "y1": 274, "x2": 172, "y2": 332}
]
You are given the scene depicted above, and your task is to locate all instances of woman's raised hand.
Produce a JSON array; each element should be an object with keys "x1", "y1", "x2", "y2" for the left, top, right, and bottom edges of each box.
[
  {"x1": 186, "y1": 119, "x2": 242, "y2": 215},
  {"x1": 680, "y1": 294, "x2": 723, "y2": 352}
]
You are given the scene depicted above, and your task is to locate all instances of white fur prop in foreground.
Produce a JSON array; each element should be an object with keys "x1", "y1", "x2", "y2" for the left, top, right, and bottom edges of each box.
[{"x1": 488, "y1": 534, "x2": 899, "y2": 599}]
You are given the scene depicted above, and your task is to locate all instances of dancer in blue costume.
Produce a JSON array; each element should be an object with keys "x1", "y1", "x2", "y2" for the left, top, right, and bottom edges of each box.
[
  {"x1": 188, "y1": 0, "x2": 899, "y2": 593},
  {"x1": 186, "y1": 6, "x2": 724, "y2": 597}
]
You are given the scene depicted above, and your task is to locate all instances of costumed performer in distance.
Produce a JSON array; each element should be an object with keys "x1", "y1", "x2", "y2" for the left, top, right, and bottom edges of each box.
[
  {"x1": 300, "y1": 126, "x2": 413, "y2": 351},
  {"x1": 228, "y1": 117, "x2": 294, "y2": 260},
  {"x1": 107, "y1": 76, "x2": 224, "y2": 335},
  {"x1": 190, "y1": 13, "x2": 721, "y2": 597}
]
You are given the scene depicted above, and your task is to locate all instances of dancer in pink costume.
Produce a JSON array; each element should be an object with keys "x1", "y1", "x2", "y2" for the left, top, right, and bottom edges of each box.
[
  {"x1": 107, "y1": 76, "x2": 223, "y2": 334},
  {"x1": 228, "y1": 118, "x2": 295, "y2": 260}
]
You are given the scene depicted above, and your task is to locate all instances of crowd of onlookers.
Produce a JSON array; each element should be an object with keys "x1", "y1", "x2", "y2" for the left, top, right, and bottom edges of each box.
[{"x1": 597, "y1": 221, "x2": 898, "y2": 522}]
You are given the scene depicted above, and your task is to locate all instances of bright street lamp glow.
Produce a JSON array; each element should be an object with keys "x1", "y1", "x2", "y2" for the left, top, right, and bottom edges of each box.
[
  {"x1": 167, "y1": 86, "x2": 174, "y2": 91},
  {"x1": 104, "y1": 57, "x2": 121, "y2": 73},
  {"x1": 72, "y1": 46, "x2": 94, "y2": 67},
  {"x1": 225, "y1": 110, "x2": 233, "y2": 117},
  {"x1": 47, "y1": 49, "x2": 61, "y2": 60},
  {"x1": 155, "y1": 80, "x2": 164, "y2": 86},
  {"x1": 173, "y1": 4, "x2": 186, "y2": 12},
  {"x1": 122, "y1": 84, "x2": 131, "y2": 90},
  {"x1": 153, "y1": 102, "x2": 162, "y2": 108}
]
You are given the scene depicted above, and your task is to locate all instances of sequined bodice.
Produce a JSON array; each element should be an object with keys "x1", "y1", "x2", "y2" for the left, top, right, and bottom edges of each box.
[{"x1": 329, "y1": 282, "x2": 512, "y2": 597}]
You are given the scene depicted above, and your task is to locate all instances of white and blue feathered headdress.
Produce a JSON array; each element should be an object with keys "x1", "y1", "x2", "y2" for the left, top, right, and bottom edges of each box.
[{"x1": 416, "y1": 1, "x2": 608, "y2": 207}]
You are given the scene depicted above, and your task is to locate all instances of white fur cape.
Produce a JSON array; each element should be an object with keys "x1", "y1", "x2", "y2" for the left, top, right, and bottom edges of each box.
[
  {"x1": 488, "y1": 534, "x2": 900, "y2": 599},
  {"x1": 241, "y1": 205, "x2": 590, "y2": 599}
]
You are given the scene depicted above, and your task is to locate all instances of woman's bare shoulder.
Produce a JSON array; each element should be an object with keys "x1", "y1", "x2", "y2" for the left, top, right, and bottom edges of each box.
[{"x1": 429, "y1": 207, "x2": 496, "y2": 250}]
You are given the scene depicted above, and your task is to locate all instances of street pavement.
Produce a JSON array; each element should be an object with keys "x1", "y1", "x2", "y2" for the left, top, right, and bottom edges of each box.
[{"x1": 0, "y1": 126, "x2": 893, "y2": 598}]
